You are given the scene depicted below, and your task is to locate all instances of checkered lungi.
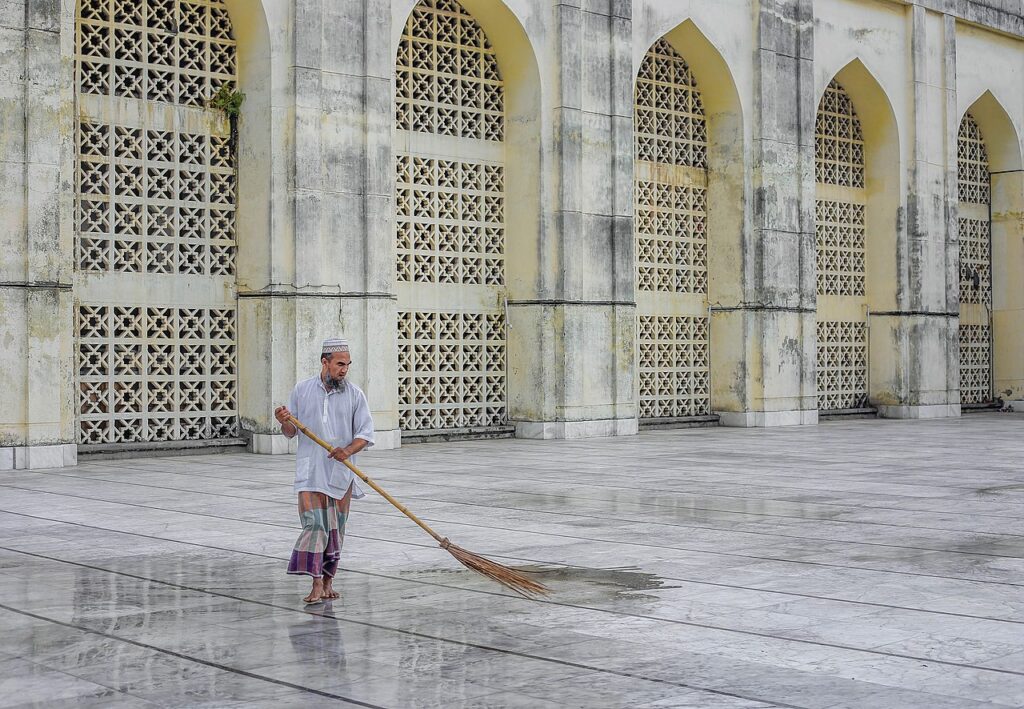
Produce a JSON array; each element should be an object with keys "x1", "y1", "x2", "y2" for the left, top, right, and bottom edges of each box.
[{"x1": 287, "y1": 485, "x2": 353, "y2": 578}]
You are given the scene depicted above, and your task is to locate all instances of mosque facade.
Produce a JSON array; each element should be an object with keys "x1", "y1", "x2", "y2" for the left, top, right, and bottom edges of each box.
[{"x1": 1, "y1": 0, "x2": 1022, "y2": 468}]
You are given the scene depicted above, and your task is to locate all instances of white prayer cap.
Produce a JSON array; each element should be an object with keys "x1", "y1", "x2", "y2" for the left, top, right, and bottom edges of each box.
[{"x1": 321, "y1": 338, "x2": 349, "y2": 353}]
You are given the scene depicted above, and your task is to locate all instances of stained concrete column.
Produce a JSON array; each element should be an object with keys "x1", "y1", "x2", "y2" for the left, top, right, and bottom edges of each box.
[
  {"x1": 508, "y1": 0, "x2": 636, "y2": 439},
  {"x1": 0, "y1": 1, "x2": 76, "y2": 470},
  {"x1": 243, "y1": 0, "x2": 400, "y2": 453},
  {"x1": 872, "y1": 7, "x2": 960, "y2": 419},
  {"x1": 720, "y1": 0, "x2": 817, "y2": 427}
]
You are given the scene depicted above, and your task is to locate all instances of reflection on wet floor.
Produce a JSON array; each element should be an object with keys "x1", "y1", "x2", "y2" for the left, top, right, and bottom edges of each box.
[{"x1": 2, "y1": 413, "x2": 1024, "y2": 707}]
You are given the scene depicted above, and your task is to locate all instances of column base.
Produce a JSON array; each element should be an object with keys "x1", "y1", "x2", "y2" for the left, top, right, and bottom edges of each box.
[
  {"x1": 367, "y1": 429, "x2": 402, "y2": 450},
  {"x1": 876, "y1": 404, "x2": 961, "y2": 419},
  {"x1": 0, "y1": 443, "x2": 78, "y2": 470},
  {"x1": 247, "y1": 433, "x2": 298, "y2": 455},
  {"x1": 717, "y1": 410, "x2": 819, "y2": 427},
  {"x1": 514, "y1": 418, "x2": 638, "y2": 440}
]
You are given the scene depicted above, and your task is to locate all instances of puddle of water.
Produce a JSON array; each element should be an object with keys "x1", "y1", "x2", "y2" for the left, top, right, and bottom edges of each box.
[
  {"x1": 401, "y1": 564, "x2": 675, "y2": 602},
  {"x1": 976, "y1": 484, "x2": 1024, "y2": 497}
]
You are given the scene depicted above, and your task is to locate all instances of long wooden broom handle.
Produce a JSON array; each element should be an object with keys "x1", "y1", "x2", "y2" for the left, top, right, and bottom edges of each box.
[{"x1": 285, "y1": 414, "x2": 447, "y2": 546}]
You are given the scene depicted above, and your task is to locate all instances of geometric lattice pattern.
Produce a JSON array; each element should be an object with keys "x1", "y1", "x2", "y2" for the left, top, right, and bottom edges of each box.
[
  {"x1": 816, "y1": 320, "x2": 868, "y2": 411},
  {"x1": 77, "y1": 0, "x2": 236, "y2": 106},
  {"x1": 395, "y1": 155, "x2": 504, "y2": 285},
  {"x1": 395, "y1": 0, "x2": 503, "y2": 141},
  {"x1": 397, "y1": 311, "x2": 506, "y2": 431},
  {"x1": 959, "y1": 324, "x2": 992, "y2": 405},
  {"x1": 958, "y1": 218, "x2": 991, "y2": 306},
  {"x1": 634, "y1": 39, "x2": 708, "y2": 167},
  {"x1": 815, "y1": 81, "x2": 865, "y2": 188},
  {"x1": 77, "y1": 305, "x2": 238, "y2": 443},
  {"x1": 394, "y1": 1, "x2": 506, "y2": 433},
  {"x1": 957, "y1": 113, "x2": 993, "y2": 405},
  {"x1": 633, "y1": 38, "x2": 711, "y2": 420},
  {"x1": 637, "y1": 316, "x2": 710, "y2": 419},
  {"x1": 816, "y1": 200, "x2": 865, "y2": 296},
  {"x1": 635, "y1": 181, "x2": 708, "y2": 293},
  {"x1": 77, "y1": 122, "x2": 236, "y2": 275},
  {"x1": 75, "y1": 0, "x2": 239, "y2": 445},
  {"x1": 958, "y1": 114, "x2": 990, "y2": 205}
]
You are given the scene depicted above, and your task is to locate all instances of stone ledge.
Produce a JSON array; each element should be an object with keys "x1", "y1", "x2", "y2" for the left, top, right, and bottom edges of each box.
[
  {"x1": 0, "y1": 443, "x2": 77, "y2": 470},
  {"x1": 400, "y1": 427, "x2": 513, "y2": 444},
  {"x1": 639, "y1": 415, "x2": 720, "y2": 430},
  {"x1": 514, "y1": 418, "x2": 638, "y2": 439},
  {"x1": 77, "y1": 438, "x2": 246, "y2": 462},
  {"x1": 877, "y1": 404, "x2": 962, "y2": 419},
  {"x1": 717, "y1": 410, "x2": 819, "y2": 427}
]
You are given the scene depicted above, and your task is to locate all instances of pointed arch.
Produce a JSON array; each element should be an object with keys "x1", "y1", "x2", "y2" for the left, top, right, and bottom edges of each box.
[
  {"x1": 814, "y1": 59, "x2": 901, "y2": 413},
  {"x1": 633, "y1": 20, "x2": 746, "y2": 422},
  {"x1": 391, "y1": 0, "x2": 540, "y2": 436},
  {"x1": 958, "y1": 91, "x2": 1024, "y2": 406}
]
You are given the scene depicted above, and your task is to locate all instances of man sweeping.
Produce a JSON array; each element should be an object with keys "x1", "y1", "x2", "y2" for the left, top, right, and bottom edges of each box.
[{"x1": 274, "y1": 338, "x2": 375, "y2": 604}]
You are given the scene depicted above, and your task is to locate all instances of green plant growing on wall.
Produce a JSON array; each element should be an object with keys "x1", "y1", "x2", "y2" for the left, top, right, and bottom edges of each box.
[
  {"x1": 209, "y1": 84, "x2": 245, "y2": 117},
  {"x1": 208, "y1": 84, "x2": 245, "y2": 152}
]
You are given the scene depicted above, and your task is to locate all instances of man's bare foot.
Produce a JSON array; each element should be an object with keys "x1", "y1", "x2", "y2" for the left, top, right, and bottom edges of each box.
[
  {"x1": 322, "y1": 578, "x2": 340, "y2": 600},
  {"x1": 303, "y1": 577, "x2": 325, "y2": 604}
]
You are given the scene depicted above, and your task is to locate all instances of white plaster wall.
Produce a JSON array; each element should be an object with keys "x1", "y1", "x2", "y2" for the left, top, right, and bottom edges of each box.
[{"x1": 956, "y1": 22, "x2": 1024, "y2": 145}]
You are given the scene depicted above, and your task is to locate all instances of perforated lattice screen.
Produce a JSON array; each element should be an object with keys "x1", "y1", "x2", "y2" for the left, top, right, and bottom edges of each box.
[
  {"x1": 78, "y1": 0, "x2": 236, "y2": 106},
  {"x1": 957, "y1": 113, "x2": 992, "y2": 404},
  {"x1": 959, "y1": 324, "x2": 991, "y2": 405},
  {"x1": 959, "y1": 218, "x2": 991, "y2": 307},
  {"x1": 397, "y1": 312, "x2": 506, "y2": 430},
  {"x1": 958, "y1": 115, "x2": 990, "y2": 205},
  {"x1": 633, "y1": 39, "x2": 711, "y2": 419},
  {"x1": 637, "y1": 316, "x2": 710, "y2": 419},
  {"x1": 77, "y1": 123, "x2": 236, "y2": 275},
  {"x1": 815, "y1": 200, "x2": 865, "y2": 297},
  {"x1": 635, "y1": 181, "x2": 707, "y2": 294},
  {"x1": 395, "y1": 0, "x2": 506, "y2": 432},
  {"x1": 816, "y1": 320, "x2": 868, "y2": 411},
  {"x1": 395, "y1": 0, "x2": 503, "y2": 141},
  {"x1": 634, "y1": 39, "x2": 707, "y2": 168},
  {"x1": 815, "y1": 80, "x2": 864, "y2": 188},
  {"x1": 75, "y1": 0, "x2": 238, "y2": 444},
  {"x1": 395, "y1": 155, "x2": 504, "y2": 285},
  {"x1": 77, "y1": 306, "x2": 238, "y2": 443},
  {"x1": 815, "y1": 80, "x2": 868, "y2": 411}
]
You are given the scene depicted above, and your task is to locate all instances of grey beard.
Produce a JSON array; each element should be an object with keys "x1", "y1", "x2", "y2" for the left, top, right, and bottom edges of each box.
[{"x1": 325, "y1": 375, "x2": 347, "y2": 392}]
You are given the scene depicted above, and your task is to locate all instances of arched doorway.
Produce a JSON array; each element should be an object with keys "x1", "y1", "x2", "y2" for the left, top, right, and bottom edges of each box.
[
  {"x1": 956, "y1": 113, "x2": 993, "y2": 405},
  {"x1": 634, "y1": 38, "x2": 711, "y2": 421},
  {"x1": 74, "y1": 0, "x2": 241, "y2": 446},
  {"x1": 394, "y1": 0, "x2": 507, "y2": 435},
  {"x1": 814, "y1": 79, "x2": 869, "y2": 412}
]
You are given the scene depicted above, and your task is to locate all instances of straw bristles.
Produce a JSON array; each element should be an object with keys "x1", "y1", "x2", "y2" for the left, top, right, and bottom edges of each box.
[{"x1": 441, "y1": 539, "x2": 549, "y2": 598}]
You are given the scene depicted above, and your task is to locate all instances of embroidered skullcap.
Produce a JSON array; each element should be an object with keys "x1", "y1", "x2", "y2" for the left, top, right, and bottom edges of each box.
[{"x1": 321, "y1": 338, "x2": 349, "y2": 353}]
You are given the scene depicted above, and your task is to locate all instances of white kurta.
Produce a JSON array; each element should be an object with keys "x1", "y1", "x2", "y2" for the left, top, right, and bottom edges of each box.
[{"x1": 287, "y1": 376, "x2": 375, "y2": 500}]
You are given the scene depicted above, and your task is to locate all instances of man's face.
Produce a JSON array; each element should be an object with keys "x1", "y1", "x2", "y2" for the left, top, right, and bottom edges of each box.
[{"x1": 322, "y1": 352, "x2": 351, "y2": 386}]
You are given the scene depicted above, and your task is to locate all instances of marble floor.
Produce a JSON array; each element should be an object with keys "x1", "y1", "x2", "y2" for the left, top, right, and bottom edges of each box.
[{"x1": 1, "y1": 413, "x2": 1023, "y2": 708}]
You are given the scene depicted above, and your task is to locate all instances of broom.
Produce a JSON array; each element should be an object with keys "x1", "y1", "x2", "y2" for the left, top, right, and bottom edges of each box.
[{"x1": 285, "y1": 414, "x2": 549, "y2": 598}]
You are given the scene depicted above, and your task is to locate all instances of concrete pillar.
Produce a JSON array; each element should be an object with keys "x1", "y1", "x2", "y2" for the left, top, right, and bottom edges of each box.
[
  {"x1": 243, "y1": 0, "x2": 400, "y2": 453},
  {"x1": 721, "y1": 0, "x2": 818, "y2": 427},
  {"x1": 509, "y1": 0, "x2": 636, "y2": 439},
  {"x1": 0, "y1": 1, "x2": 77, "y2": 470},
  {"x1": 874, "y1": 7, "x2": 960, "y2": 419}
]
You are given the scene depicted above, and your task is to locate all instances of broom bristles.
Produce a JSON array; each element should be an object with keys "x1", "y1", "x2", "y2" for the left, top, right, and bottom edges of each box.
[{"x1": 441, "y1": 539, "x2": 549, "y2": 598}]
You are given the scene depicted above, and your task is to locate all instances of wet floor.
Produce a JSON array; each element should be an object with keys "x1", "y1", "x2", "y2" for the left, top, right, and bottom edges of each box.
[{"x1": 2, "y1": 413, "x2": 1024, "y2": 707}]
